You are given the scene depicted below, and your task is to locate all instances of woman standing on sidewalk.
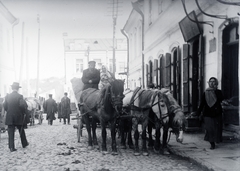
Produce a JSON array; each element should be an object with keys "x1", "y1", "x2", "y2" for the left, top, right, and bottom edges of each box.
[{"x1": 196, "y1": 77, "x2": 224, "y2": 150}]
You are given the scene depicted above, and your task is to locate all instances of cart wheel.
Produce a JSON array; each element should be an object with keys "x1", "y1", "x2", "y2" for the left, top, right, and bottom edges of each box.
[{"x1": 77, "y1": 117, "x2": 83, "y2": 142}]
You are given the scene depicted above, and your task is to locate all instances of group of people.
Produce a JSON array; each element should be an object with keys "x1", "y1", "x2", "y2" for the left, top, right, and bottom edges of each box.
[
  {"x1": 81, "y1": 60, "x2": 115, "y2": 91},
  {"x1": 2, "y1": 58, "x2": 224, "y2": 152}
]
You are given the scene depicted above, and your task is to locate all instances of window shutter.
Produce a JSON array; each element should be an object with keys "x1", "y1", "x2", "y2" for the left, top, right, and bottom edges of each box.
[
  {"x1": 198, "y1": 35, "x2": 204, "y2": 106},
  {"x1": 154, "y1": 59, "x2": 158, "y2": 86},
  {"x1": 183, "y1": 44, "x2": 189, "y2": 113},
  {"x1": 146, "y1": 64, "x2": 149, "y2": 86},
  {"x1": 160, "y1": 56, "x2": 165, "y2": 88},
  {"x1": 176, "y1": 46, "x2": 181, "y2": 105},
  {"x1": 165, "y1": 53, "x2": 171, "y2": 89}
]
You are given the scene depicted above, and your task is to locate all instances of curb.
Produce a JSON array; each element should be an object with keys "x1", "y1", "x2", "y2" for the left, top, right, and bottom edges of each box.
[{"x1": 168, "y1": 145, "x2": 224, "y2": 171}]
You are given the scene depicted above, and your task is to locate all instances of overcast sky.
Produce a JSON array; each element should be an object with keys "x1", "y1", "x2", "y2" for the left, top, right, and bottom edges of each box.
[{"x1": 2, "y1": 0, "x2": 133, "y2": 80}]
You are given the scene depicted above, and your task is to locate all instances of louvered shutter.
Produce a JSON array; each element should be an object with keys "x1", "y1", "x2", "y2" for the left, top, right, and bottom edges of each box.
[
  {"x1": 165, "y1": 53, "x2": 171, "y2": 89},
  {"x1": 154, "y1": 59, "x2": 158, "y2": 87},
  {"x1": 176, "y1": 46, "x2": 181, "y2": 105},
  {"x1": 198, "y1": 35, "x2": 204, "y2": 106},
  {"x1": 160, "y1": 56, "x2": 165, "y2": 88},
  {"x1": 183, "y1": 44, "x2": 189, "y2": 113},
  {"x1": 146, "y1": 64, "x2": 149, "y2": 87}
]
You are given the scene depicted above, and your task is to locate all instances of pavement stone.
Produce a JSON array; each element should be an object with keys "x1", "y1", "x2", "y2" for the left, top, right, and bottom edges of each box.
[{"x1": 167, "y1": 130, "x2": 240, "y2": 171}]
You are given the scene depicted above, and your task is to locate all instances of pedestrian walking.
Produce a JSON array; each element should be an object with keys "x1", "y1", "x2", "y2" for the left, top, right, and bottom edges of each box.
[
  {"x1": 57, "y1": 102, "x2": 62, "y2": 122},
  {"x1": 99, "y1": 65, "x2": 114, "y2": 89},
  {"x1": 43, "y1": 94, "x2": 57, "y2": 125},
  {"x1": 194, "y1": 77, "x2": 224, "y2": 150},
  {"x1": 81, "y1": 60, "x2": 100, "y2": 90},
  {"x1": 60, "y1": 92, "x2": 71, "y2": 125},
  {"x1": 3, "y1": 82, "x2": 29, "y2": 152}
]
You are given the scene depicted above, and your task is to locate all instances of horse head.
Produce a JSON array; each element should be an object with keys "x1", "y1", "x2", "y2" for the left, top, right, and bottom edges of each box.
[
  {"x1": 102, "y1": 79, "x2": 125, "y2": 114},
  {"x1": 159, "y1": 89, "x2": 186, "y2": 144}
]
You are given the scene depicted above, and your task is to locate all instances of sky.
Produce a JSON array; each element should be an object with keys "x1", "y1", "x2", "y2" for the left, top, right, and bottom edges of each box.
[{"x1": 2, "y1": 0, "x2": 133, "y2": 80}]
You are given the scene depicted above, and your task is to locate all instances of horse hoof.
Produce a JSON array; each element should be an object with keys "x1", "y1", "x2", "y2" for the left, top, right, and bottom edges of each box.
[
  {"x1": 142, "y1": 152, "x2": 149, "y2": 156},
  {"x1": 129, "y1": 145, "x2": 134, "y2": 149},
  {"x1": 112, "y1": 151, "x2": 118, "y2": 155},
  {"x1": 87, "y1": 146, "x2": 93, "y2": 150},
  {"x1": 120, "y1": 145, "x2": 127, "y2": 149},
  {"x1": 162, "y1": 149, "x2": 170, "y2": 155},
  {"x1": 102, "y1": 151, "x2": 109, "y2": 155}
]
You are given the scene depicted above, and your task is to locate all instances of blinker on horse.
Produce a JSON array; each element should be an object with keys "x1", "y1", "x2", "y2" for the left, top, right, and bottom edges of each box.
[{"x1": 79, "y1": 79, "x2": 124, "y2": 155}]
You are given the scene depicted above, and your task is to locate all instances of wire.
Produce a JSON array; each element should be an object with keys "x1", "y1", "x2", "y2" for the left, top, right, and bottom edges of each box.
[
  {"x1": 195, "y1": 0, "x2": 228, "y2": 19},
  {"x1": 181, "y1": 0, "x2": 213, "y2": 28}
]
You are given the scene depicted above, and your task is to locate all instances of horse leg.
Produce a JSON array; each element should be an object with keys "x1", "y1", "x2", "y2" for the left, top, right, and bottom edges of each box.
[
  {"x1": 119, "y1": 118, "x2": 127, "y2": 149},
  {"x1": 148, "y1": 109, "x2": 154, "y2": 149},
  {"x1": 101, "y1": 122, "x2": 108, "y2": 153},
  {"x1": 91, "y1": 117, "x2": 98, "y2": 146},
  {"x1": 132, "y1": 117, "x2": 140, "y2": 156},
  {"x1": 127, "y1": 118, "x2": 134, "y2": 149},
  {"x1": 83, "y1": 115, "x2": 93, "y2": 149},
  {"x1": 162, "y1": 125, "x2": 170, "y2": 155},
  {"x1": 110, "y1": 119, "x2": 118, "y2": 155},
  {"x1": 154, "y1": 121, "x2": 161, "y2": 153},
  {"x1": 142, "y1": 119, "x2": 149, "y2": 156}
]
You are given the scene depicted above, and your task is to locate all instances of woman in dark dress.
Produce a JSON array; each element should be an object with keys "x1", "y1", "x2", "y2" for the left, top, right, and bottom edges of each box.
[{"x1": 197, "y1": 77, "x2": 224, "y2": 150}]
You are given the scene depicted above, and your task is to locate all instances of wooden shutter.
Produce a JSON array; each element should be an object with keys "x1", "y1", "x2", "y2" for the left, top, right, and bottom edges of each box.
[
  {"x1": 183, "y1": 44, "x2": 189, "y2": 113},
  {"x1": 165, "y1": 53, "x2": 171, "y2": 89},
  {"x1": 160, "y1": 56, "x2": 165, "y2": 88},
  {"x1": 198, "y1": 35, "x2": 204, "y2": 106},
  {"x1": 176, "y1": 46, "x2": 181, "y2": 105},
  {"x1": 154, "y1": 59, "x2": 158, "y2": 86},
  {"x1": 146, "y1": 64, "x2": 149, "y2": 87}
]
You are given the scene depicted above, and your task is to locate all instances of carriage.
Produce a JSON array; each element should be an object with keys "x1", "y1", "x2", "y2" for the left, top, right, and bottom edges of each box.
[{"x1": 71, "y1": 77, "x2": 186, "y2": 155}]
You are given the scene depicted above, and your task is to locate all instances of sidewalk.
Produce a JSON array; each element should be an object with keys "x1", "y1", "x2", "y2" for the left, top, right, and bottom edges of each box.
[{"x1": 168, "y1": 130, "x2": 240, "y2": 171}]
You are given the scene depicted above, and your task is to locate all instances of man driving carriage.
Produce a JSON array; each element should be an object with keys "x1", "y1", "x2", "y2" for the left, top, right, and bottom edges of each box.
[{"x1": 81, "y1": 60, "x2": 100, "y2": 90}]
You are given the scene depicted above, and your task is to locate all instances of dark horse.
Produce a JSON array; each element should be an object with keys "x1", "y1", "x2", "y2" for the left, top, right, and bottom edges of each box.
[
  {"x1": 79, "y1": 79, "x2": 124, "y2": 155},
  {"x1": 122, "y1": 87, "x2": 186, "y2": 156}
]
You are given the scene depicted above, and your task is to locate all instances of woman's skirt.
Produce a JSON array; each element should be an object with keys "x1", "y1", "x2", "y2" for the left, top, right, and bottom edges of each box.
[{"x1": 204, "y1": 116, "x2": 222, "y2": 143}]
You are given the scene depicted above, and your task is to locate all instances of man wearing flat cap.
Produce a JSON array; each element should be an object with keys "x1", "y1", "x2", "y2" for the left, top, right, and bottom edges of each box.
[
  {"x1": 81, "y1": 60, "x2": 100, "y2": 90},
  {"x1": 3, "y1": 82, "x2": 29, "y2": 152},
  {"x1": 43, "y1": 94, "x2": 57, "y2": 125}
]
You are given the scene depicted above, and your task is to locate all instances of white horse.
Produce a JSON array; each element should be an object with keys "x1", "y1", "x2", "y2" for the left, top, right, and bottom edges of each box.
[{"x1": 25, "y1": 97, "x2": 41, "y2": 126}]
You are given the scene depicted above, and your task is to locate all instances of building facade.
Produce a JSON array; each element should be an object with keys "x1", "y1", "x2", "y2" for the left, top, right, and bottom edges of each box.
[
  {"x1": 123, "y1": 0, "x2": 239, "y2": 132},
  {"x1": 63, "y1": 38, "x2": 128, "y2": 104},
  {"x1": 0, "y1": 2, "x2": 19, "y2": 96}
]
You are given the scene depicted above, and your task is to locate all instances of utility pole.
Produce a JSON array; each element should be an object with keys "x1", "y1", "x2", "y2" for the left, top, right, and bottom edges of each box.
[
  {"x1": 112, "y1": 0, "x2": 119, "y2": 76},
  {"x1": 36, "y1": 14, "x2": 40, "y2": 97}
]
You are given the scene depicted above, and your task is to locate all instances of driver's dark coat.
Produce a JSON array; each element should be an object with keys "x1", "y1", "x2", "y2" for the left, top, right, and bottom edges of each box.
[{"x1": 81, "y1": 68, "x2": 100, "y2": 90}]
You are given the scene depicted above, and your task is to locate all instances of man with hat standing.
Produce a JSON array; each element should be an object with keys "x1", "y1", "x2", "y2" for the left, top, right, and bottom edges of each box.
[
  {"x1": 43, "y1": 94, "x2": 57, "y2": 125},
  {"x1": 81, "y1": 60, "x2": 100, "y2": 90},
  {"x1": 3, "y1": 82, "x2": 29, "y2": 152}
]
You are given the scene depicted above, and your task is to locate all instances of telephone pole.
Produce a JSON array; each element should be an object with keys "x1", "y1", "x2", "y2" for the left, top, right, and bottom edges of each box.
[{"x1": 36, "y1": 14, "x2": 40, "y2": 97}]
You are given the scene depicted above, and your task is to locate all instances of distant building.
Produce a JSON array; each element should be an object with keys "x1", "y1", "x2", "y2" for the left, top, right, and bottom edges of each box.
[
  {"x1": 0, "y1": 2, "x2": 19, "y2": 95},
  {"x1": 63, "y1": 38, "x2": 128, "y2": 103}
]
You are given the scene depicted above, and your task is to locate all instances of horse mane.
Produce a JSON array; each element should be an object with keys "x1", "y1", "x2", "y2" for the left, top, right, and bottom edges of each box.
[
  {"x1": 100, "y1": 84, "x2": 113, "y2": 114},
  {"x1": 100, "y1": 79, "x2": 124, "y2": 114}
]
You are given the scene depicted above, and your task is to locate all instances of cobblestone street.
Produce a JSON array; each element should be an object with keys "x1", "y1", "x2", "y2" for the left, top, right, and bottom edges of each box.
[{"x1": 0, "y1": 114, "x2": 204, "y2": 171}]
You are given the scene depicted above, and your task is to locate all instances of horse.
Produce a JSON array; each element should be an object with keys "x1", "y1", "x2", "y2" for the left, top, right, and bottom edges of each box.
[
  {"x1": 122, "y1": 87, "x2": 186, "y2": 156},
  {"x1": 149, "y1": 88, "x2": 186, "y2": 154},
  {"x1": 79, "y1": 79, "x2": 125, "y2": 155},
  {"x1": 25, "y1": 97, "x2": 41, "y2": 126}
]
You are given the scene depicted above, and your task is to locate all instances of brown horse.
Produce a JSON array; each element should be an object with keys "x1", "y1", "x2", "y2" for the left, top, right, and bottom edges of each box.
[{"x1": 79, "y1": 79, "x2": 124, "y2": 155}]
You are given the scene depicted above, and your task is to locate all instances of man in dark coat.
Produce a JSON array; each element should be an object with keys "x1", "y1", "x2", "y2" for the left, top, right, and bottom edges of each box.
[
  {"x1": 61, "y1": 92, "x2": 71, "y2": 125},
  {"x1": 3, "y1": 82, "x2": 29, "y2": 152},
  {"x1": 81, "y1": 60, "x2": 100, "y2": 90},
  {"x1": 43, "y1": 94, "x2": 57, "y2": 125}
]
